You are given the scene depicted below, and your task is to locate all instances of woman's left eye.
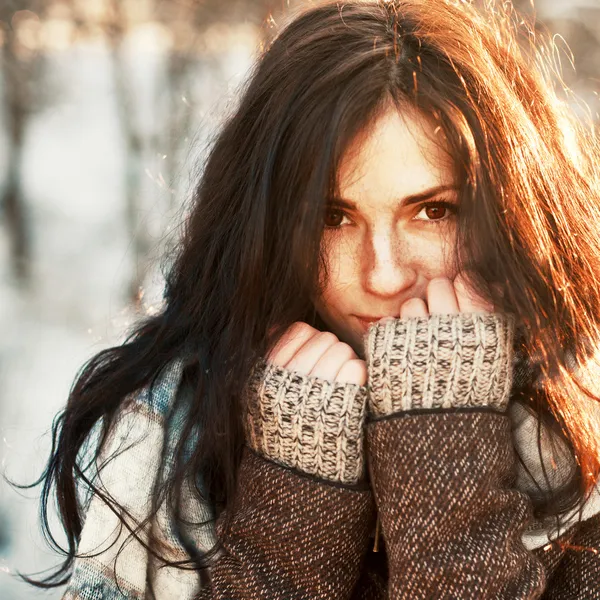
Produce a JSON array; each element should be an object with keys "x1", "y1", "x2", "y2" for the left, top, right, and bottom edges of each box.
[{"x1": 414, "y1": 200, "x2": 458, "y2": 224}]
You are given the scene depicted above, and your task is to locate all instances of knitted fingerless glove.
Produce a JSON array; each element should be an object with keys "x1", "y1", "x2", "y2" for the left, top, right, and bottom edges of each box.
[
  {"x1": 243, "y1": 359, "x2": 369, "y2": 486},
  {"x1": 364, "y1": 312, "x2": 516, "y2": 416},
  {"x1": 362, "y1": 313, "x2": 547, "y2": 599}
]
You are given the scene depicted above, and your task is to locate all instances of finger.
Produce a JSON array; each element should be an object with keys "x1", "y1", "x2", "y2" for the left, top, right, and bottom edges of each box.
[
  {"x1": 427, "y1": 277, "x2": 459, "y2": 315},
  {"x1": 336, "y1": 358, "x2": 367, "y2": 386},
  {"x1": 286, "y1": 331, "x2": 338, "y2": 375},
  {"x1": 267, "y1": 322, "x2": 316, "y2": 366},
  {"x1": 400, "y1": 297, "x2": 429, "y2": 319},
  {"x1": 309, "y1": 342, "x2": 357, "y2": 381},
  {"x1": 454, "y1": 272, "x2": 494, "y2": 314}
]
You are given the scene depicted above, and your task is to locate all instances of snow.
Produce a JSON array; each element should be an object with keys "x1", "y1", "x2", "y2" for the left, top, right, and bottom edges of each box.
[
  {"x1": 0, "y1": 2, "x2": 599, "y2": 597},
  {"x1": 0, "y1": 35, "x2": 256, "y2": 599}
]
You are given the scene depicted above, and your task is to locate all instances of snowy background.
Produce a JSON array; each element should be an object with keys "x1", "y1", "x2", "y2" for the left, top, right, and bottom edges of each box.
[{"x1": 1, "y1": 1, "x2": 599, "y2": 598}]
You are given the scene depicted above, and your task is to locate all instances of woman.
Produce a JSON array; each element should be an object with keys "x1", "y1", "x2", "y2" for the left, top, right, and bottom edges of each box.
[{"x1": 25, "y1": 0, "x2": 600, "y2": 597}]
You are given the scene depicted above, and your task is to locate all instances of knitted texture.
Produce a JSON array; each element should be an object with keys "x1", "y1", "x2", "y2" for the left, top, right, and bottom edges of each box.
[
  {"x1": 365, "y1": 312, "x2": 516, "y2": 416},
  {"x1": 366, "y1": 411, "x2": 548, "y2": 598},
  {"x1": 542, "y1": 512, "x2": 600, "y2": 599},
  {"x1": 196, "y1": 447, "x2": 376, "y2": 599},
  {"x1": 349, "y1": 511, "x2": 599, "y2": 599},
  {"x1": 243, "y1": 359, "x2": 368, "y2": 485},
  {"x1": 59, "y1": 337, "x2": 600, "y2": 599}
]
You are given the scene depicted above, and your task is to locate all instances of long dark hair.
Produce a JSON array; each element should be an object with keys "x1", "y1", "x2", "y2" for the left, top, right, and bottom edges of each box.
[{"x1": 22, "y1": 0, "x2": 600, "y2": 589}]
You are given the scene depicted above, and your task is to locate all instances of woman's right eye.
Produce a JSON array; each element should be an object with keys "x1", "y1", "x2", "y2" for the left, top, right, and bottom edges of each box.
[{"x1": 324, "y1": 207, "x2": 351, "y2": 229}]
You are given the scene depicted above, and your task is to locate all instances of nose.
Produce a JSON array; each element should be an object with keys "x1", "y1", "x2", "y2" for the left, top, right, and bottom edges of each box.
[{"x1": 363, "y1": 229, "x2": 417, "y2": 298}]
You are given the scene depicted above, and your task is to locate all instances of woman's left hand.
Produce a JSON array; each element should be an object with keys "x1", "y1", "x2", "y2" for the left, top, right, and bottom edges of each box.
[
  {"x1": 397, "y1": 272, "x2": 496, "y2": 319},
  {"x1": 366, "y1": 273, "x2": 514, "y2": 415}
]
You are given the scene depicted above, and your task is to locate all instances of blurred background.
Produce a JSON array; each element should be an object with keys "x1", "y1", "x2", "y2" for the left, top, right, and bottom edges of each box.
[{"x1": 0, "y1": 0, "x2": 599, "y2": 598}]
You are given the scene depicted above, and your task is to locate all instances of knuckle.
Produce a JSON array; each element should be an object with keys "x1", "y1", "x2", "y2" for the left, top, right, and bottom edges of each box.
[
  {"x1": 286, "y1": 321, "x2": 315, "y2": 341},
  {"x1": 335, "y1": 342, "x2": 356, "y2": 359},
  {"x1": 337, "y1": 358, "x2": 367, "y2": 385},
  {"x1": 289, "y1": 321, "x2": 311, "y2": 335},
  {"x1": 317, "y1": 331, "x2": 338, "y2": 345},
  {"x1": 269, "y1": 322, "x2": 315, "y2": 364}
]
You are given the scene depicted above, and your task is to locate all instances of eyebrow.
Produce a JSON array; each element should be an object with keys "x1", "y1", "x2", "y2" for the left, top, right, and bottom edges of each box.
[{"x1": 329, "y1": 184, "x2": 459, "y2": 210}]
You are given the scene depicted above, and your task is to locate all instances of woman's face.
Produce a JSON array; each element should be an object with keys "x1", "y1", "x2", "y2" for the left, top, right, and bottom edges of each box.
[{"x1": 315, "y1": 105, "x2": 459, "y2": 357}]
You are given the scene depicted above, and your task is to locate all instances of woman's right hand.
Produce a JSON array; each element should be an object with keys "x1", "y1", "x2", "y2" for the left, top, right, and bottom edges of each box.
[
  {"x1": 244, "y1": 321, "x2": 369, "y2": 485},
  {"x1": 267, "y1": 322, "x2": 367, "y2": 386}
]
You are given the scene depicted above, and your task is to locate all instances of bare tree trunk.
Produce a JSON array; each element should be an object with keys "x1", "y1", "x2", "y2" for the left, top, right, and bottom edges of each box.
[
  {"x1": 163, "y1": 51, "x2": 196, "y2": 208},
  {"x1": 1, "y1": 19, "x2": 31, "y2": 283},
  {"x1": 158, "y1": 0, "x2": 276, "y2": 205},
  {"x1": 106, "y1": 0, "x2": 152, "y2": 307}
]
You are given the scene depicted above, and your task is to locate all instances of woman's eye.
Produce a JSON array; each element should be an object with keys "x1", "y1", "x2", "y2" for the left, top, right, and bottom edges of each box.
[
  {"x1": 414, "y1": 201, "x2": 458, "y2": 224},
  {"x1": 324, "y1": 200, "x2": 457, "y2": 229},
  {"x1": 324, "y1": 207, "x2": 351, "y2": 228}
]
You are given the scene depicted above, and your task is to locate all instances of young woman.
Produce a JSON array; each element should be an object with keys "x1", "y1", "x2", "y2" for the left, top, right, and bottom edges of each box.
[{"x1": 25, "y1": 0, "x2": 600, "y2": 597}]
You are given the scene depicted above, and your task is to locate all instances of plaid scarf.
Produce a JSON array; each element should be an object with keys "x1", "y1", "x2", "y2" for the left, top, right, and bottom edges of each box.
[{"x1": 61, "y1": 347, "x2": 600, "y2": 599}]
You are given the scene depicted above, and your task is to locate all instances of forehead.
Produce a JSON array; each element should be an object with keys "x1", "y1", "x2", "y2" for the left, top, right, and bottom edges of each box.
[{"x1": 336, "y1": 105, "x2": 455, "y2": 205}]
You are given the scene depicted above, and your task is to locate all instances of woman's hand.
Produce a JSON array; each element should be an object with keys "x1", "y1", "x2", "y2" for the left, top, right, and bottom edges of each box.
[
  {"x1": 267, "y1": 322, "x2": 367, "y2": 386},
  {"x1": 265, "y1": 274, "x2": 496, "y2": 388},
  {"x1": 398, "y1": 273, "x2": 495, "y2": 319},
  {"x1": 364, "y1": 273, "x2": 513, "y2": 414},
  {"x1": 247, "y1": 322, "x2": 369, "y2": 485}
]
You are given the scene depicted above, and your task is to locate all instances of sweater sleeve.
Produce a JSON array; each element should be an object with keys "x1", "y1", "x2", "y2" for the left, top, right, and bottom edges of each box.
[
  {"x1": 196, "y1": 361, "x2": 377, "y2": 599},
  {"x1": 363, "y1": 313, "x2": 548, "y2": 599},
  {"x1": 540, "y1": 510, "x2": 600, "y2": 599}
]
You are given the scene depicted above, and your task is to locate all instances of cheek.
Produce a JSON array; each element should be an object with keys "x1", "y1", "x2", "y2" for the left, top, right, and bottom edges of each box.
[
  {"x1": 318, "y1": 229, "x2": 457, "y2": 307},
  {"x1": 408, "y1": 231, "x2": 456, "y2": 277},
  {"x1": 319, "y1": 238, "x2": 358, "y2": 305},
  {"x1": 325, "y1": 240, "x2": 359, "y2": 280}
]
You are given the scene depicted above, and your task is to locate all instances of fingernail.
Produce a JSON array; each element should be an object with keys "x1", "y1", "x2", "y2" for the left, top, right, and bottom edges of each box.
[{"x1": 378, "y1": 316, "x2": 395, "y2": 324}]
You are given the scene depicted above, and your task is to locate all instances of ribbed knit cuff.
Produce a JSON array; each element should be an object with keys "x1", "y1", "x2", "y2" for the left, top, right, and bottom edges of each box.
[
  {"x1": 364, "y1": 312, "x2": 516, "y2": 417},
  {"x1": 243, "y1": 360, "x2": 369, "y2": 486}
]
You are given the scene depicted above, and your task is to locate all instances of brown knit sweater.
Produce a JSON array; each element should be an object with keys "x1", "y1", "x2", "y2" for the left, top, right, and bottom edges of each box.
[{"x1": 196, "y1": 313, "x2": 600, "y2": 599}]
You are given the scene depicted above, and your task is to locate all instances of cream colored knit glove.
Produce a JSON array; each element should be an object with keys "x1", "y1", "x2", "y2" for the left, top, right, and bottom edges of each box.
[
  {"x1": 364, "y1": 312, "x2": 516, "y2": 417},
  {"x1": 243, "y1": 360, "x2": 369, "y2": 486}
]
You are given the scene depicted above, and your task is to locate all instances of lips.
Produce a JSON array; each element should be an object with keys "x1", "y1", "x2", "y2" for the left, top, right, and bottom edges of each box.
[{"x1": 355, "y1": 315, "x2": 398, "y2": 332}]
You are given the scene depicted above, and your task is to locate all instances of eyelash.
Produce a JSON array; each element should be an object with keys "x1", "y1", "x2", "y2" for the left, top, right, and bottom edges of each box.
[{"x1": 323, "y1": 199, "x2": 459, "y2": 230}]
